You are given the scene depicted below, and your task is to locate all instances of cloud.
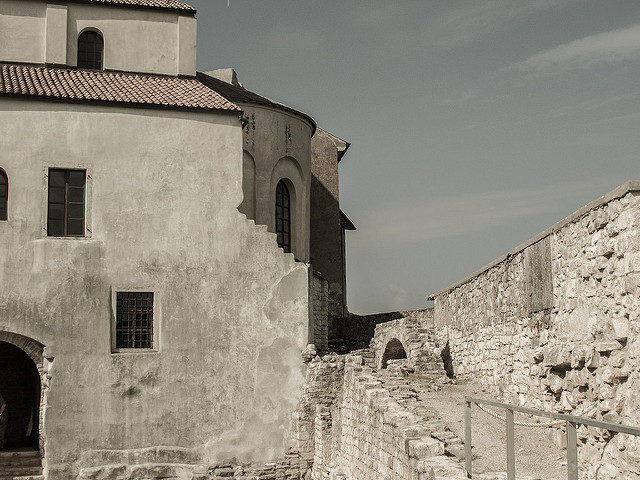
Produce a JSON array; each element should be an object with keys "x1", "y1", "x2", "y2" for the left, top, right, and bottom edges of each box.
[
  {"x1": 349, "y1": 0, "x2": 585, "y2": 53},
  {"x1": 387, "y1": 284, "x2": 409, "y2": 311},
  {"x1": 546, "y1": 94, "x2": 639, "y2": 118},
  {"x1": 266, "y1": 24, "x2": 324, "y2": 51},
  {"x1": 439, "y1": 90, "x2": 479, "y2": 106},
  {"x1": 351, "y1": 178, "x2": 618, "y2": 250},
  {"x1": 518, "y1": 24, "x2": 640, "y2": 72},
  {"x1": 426, "y1": 0, "x2": 585, "y2": 48}
]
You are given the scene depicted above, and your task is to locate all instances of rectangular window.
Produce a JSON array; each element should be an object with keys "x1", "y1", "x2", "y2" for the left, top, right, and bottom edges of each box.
[
  {"x1": 115, "y1": 292, "x2": 154, "y2": 349},
  {"x1": 47, "y1": 169, "x2": 86, "y2": 237}
]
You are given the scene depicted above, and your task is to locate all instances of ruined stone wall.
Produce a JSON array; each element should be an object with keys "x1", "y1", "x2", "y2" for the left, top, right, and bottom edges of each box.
[
  {"x1": 332, "y1": 309, "x2": 432, "y2": 352},
  {"x1": 312, "y1": 355, "x2": 465, "y2": 480},
  {"x1": 290, "y1": 353, "x2": 345, "y2": 456},
  {"x1": 294, "y1": 353, "x2": 465, "y2": 480},
  {"x1": 370, "y1": 309, "x2": 439, "y2": 372},
  {"x1": 431, "y1": 183, "x2": 640, "y2": 479}
]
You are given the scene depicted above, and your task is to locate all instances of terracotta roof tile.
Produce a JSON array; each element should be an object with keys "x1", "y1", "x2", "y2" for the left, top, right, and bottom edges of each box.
[
  {"x1": 68, "y1": 0, "x2": 196, "y2": 13},
  {"x1": 0, "y1": 64, "x2": 241, "y2": 113}
]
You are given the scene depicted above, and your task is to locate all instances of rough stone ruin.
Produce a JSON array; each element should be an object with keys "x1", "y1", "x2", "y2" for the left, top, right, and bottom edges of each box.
[{"x1": 286, "y1": 181, "x2": 639, "y2": 480}]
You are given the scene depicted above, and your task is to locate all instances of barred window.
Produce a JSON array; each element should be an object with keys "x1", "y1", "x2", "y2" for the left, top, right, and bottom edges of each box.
[
  {"x1": 275, "y1": 180, "x2": 291, "y2": 253},
  {"x1": 77, "y1": 31, "x2": 103, "y2": 70},
  {"x1": 0, "y1": 169, "x2": 7, "y2": 221},
  {"x1": 115, "y1": 292, "x2": 154, "y2": 349},
  {"x1": 47, "y1": 169, "x2": 85, "y2": 237}
]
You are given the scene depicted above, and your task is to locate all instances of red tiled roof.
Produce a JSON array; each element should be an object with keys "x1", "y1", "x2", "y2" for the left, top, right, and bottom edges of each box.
[
  {"x1": 67, "y1": 0, "x2": 196, "y2": 13},
  {"x1": 0, "y1": 64, "x2": 241, "y2": 113}
]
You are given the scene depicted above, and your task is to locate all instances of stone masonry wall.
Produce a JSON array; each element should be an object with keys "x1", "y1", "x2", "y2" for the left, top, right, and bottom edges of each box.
[
  {"x1": 430, "y1": 183, "x2": 640, "y2": 480},
  {"x1": 370, "y1": 309, "x2": 440, "y2": 372},
  {"x1": 311, "y1": 273, "x2": 330, "y2": 352},
  {"x1": 297, "y1": 353, "x2": 465, "y2": 480}
]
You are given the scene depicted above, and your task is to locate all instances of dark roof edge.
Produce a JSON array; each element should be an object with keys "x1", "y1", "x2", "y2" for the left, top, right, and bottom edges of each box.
[
  {"x1": 338, "y1": 142, "x2": 351, "y2": 163},
  {"x1": 64, "y1": 0, "x2": 196, "y2": 15},
  {"x1": 427, "y1": 180, "x2": 640, "y2": 300},
  {"x1": 197, "y1": 72, "x2": 317, "y2": 136},
  {"x1": 340, "y1": 210, "x2": 356, "y2": 231}
]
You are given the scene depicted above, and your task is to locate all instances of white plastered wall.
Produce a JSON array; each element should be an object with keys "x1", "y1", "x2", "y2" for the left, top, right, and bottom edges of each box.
[{"x1": 0, "y1": 0, "x2": 197, "y2": 76}]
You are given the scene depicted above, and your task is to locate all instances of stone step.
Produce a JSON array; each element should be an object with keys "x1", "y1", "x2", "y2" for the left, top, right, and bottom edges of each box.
[
  {"x1": 0, "y1": 476, "x2": 43, "y2": 480},
  {"x1": 0, "y1": 452, "x2": 40, "y2": 461},
  {"x1": 0, "y1": 467, "x2": 42, "y2": 477},
  {"x1": 0, "y1": 458, "x2": 41, "y2": 468}
]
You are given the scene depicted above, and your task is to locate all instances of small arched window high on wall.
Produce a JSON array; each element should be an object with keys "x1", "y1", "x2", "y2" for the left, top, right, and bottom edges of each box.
[
  {"x1": 0, "y1": 169, "x2": 7, "y2": 221},
  {"x1": 275, "y1": 180, "x2": 291, "y2": 253},
  {"x1": 77, "y1": 31, "x2": 104, "y2": 70}
]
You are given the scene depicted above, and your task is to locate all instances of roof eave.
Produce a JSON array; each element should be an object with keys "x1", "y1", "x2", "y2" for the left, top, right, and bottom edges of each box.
[{"x1": 64, "y1": 0, "x2": 196, "y2": 15}]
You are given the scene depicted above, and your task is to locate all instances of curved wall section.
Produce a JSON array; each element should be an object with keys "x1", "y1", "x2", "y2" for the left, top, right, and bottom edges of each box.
[{"x1": 239, "y1": 103, "x2": 312, "y2": 262}]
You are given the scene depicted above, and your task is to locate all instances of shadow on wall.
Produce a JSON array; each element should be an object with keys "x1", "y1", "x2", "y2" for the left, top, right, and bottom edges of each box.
[
  {"x1": 440, "y1": 341, "x2": 455, "y2": 378},
  {"x1": 381, "y1": 338, "x2": 407, "y2": 369},
  {"x1": 331, "y1": 312, "x2": 407, "y2": 352}
]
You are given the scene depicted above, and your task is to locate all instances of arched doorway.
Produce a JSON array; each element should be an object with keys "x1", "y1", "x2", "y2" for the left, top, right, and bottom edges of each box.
[
  {"x1": 381, "y1": 338, "x2": 408, "y2": 369},
  {"x1": 0, "y1": 341, "x2": 41, "y2": 451}
]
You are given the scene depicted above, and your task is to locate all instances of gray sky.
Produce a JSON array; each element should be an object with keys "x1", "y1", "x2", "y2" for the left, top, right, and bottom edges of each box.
[{"x1": 189, "y1": 0, "x2": 640, "y2": 314}]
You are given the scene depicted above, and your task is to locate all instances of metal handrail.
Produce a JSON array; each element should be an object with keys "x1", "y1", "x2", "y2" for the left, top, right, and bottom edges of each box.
[{"x1": 464, "y1": 396, "x2": 640, "y2": 480}]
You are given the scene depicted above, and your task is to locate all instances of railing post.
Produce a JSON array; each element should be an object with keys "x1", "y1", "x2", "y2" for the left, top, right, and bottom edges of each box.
[
  {"x1": 465, "y1": 400, "x2": 472, "y2": 478},
  {"x1": 506, "y1": 408, "x2": 515, "y2": 480},
  {"x1": 566, "y1": 421, "x2": 578, "y2": 480}
]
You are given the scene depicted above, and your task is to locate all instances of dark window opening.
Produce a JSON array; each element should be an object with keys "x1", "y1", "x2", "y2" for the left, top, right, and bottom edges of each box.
[
  {"x1": 77, "y1": 31, "x2": 104, "y2": 70},
  {"x1": 0, "y1": 169, "x2": 7, "y2": 221},
  {"x1": 116, "y1": 292, "x2": 154, "y2": 349},
  {"x1": 47, "y1": 169, "x2": 85, "y2": 237},
  {"x1": 276, "y1": 180, "x2": 291, "y2": 253}
]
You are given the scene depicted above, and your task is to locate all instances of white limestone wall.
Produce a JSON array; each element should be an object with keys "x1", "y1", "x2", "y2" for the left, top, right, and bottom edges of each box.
[{"x1": 431, "y1": 183, "x2": 640, "y2": 479}]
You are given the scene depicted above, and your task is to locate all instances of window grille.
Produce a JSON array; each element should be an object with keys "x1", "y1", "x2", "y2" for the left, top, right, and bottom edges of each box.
[
  {"x1": 47, "y1": 169, "x2": 85, "y2": 237},
  {"x1": 276, "y1": 180, "x2": 291, "y2": 253},
  {"x1": 0, "y1": 169, "x2": 7, "y2": 221},
  {"x1": 77, "y1": 31, "x2": 104, "y2": 70},
  {"x1": 115, "y1": 292, "x2": 154, "y2": 349}
]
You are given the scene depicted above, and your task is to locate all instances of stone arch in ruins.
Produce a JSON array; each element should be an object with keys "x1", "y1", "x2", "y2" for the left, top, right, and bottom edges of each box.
[{"x1": 381, "y1": 338, "x2": 408, "y2": 369}]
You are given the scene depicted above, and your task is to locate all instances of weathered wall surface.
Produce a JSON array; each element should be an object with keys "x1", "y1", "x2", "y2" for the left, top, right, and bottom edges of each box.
[
  {"x1": 0, "y1": 0, "x2": 196, "y2": 76},
  {"x1": 0, "y1": 99, "x2": 309, "y2": 479},
  {"x1": 430, "y1": 183, "x2": 640, "y2": 479},
  {"x1": 238, "y1": 103, "x2": 313, "y2": 262},
  {"x1": 310, "y1": 273, "x2": 329, "y2": 352},
  {"x1": 310, "y1": 129, "x2": 347, "y2": 320}
]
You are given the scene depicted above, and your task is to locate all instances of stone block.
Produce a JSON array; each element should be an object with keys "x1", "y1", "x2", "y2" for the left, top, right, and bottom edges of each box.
[
  {"x1": 543, "y1": 345, "x2": 572, "y2": 369},
  {"x1": 595, "y1": 341, "x2": 622, "y2": 354},
  {"x1": 407, "y1": 438, "x2": 445, "y2": 459}
]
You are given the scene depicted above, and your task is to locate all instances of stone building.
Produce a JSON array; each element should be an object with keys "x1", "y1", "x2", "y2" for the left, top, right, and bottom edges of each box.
[
  {"x1": 197, "y1": 70, "x2": 356, "y2": 350},
  {"x1": 0, "y1": 0, "x2": 353, "y2": 478}
]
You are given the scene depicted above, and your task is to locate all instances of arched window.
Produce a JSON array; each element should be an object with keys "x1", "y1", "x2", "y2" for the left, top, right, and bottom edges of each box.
[
  {"x1": 275, "y1": 180, "x2": 291, "y2": 253},
  {"x1": 77, "y1": 31, "x2": 103, "y2": 70},
  {"x1": 0, "y1": 169, "x2": 7, "y2": 221}
]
